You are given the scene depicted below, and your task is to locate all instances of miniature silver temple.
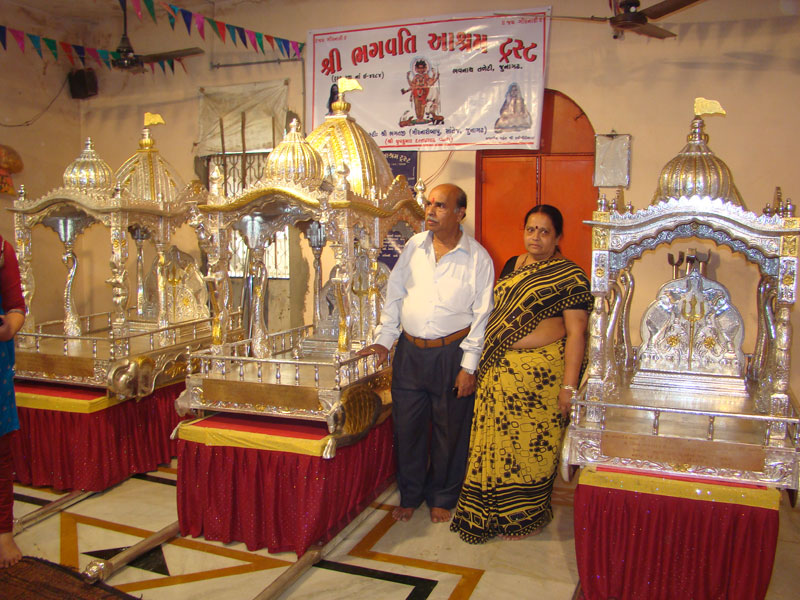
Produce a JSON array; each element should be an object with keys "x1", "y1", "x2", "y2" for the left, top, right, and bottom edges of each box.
[
  {"x1": 176, "y1": 91, "x2": 424, "y2": 457},
  {"x1": 564, "y1": 114, "x2": 800, "y2": 490}
]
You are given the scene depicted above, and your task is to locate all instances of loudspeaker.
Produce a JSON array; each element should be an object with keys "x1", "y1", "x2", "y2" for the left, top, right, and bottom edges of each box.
[{"x1": 68, "y1": 68, "x2": 98, "y2": 99}]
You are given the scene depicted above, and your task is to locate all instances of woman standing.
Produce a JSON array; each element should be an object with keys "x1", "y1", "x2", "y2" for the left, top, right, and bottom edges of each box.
[
  {"x1": 451, "y1": 205, "x2": 591, "y2": 543},
  {"x1": 0, "y1": 234, "x2": 26, "y2": 567}
]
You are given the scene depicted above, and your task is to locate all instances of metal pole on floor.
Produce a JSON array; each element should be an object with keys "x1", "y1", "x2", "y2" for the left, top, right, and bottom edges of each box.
[
  {"x1": 83, "y1": 520, "x2": 180, "y2": 582},
  {"x1": 13, "y1": 490, "x2": 95, "y2": 534},
  {"x1": 251, "y1": 483, "x2": 398, "y2": 600}
]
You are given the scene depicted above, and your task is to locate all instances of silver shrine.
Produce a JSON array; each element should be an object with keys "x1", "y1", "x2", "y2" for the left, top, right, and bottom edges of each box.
[
  {"x1": 11, "y1": 130, "x2": 233, "y2": 398},
  {"x1": 175, "y1": 94, "x2": 424, "y2": 457},
  {"x1": 563, "y1": 115, "x2": 800, "y2": 490}
]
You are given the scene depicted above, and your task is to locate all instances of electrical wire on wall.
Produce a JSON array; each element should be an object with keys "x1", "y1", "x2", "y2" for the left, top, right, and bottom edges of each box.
[
  {"x1": 0, "y1": 75, "x2": 69, "y2": 128},
  {"x1": 422, "y1": 150, "x2": 454, "y2": 188}
]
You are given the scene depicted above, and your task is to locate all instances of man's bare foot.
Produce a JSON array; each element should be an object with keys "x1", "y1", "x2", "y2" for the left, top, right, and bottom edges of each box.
[
  {"x1": 392, "y1": 506, "x2": 414, "y2": 522},
  {"x1": 430, "y1": 507, "x2": 451, "y2": 523},
  {"x1": 0, "y1": 531, "x2": 22, "y2": 568}
]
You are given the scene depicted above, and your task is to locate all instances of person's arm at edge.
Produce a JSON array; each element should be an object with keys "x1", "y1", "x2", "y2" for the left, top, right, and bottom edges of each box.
[
  {"x1": 558, "y1": 308, "x2": 589, "y2": 416},
  {"x1": 454, "y1": 246, "x2": 495, "y2": 397}
]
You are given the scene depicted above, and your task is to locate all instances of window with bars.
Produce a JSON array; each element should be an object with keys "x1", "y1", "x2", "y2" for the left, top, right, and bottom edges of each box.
[{"x1": 202, "y1": 152, "x2": 290, "y2": 280}]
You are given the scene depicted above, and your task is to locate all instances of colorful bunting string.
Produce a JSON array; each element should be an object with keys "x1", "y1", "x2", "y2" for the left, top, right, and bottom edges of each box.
[{"x1": 0, "y1": 2, "x2": 303, "y2": 77}]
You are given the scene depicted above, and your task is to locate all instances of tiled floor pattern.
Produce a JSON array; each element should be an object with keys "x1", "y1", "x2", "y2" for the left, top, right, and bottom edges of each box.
[{"x1": 11, "y1": 465, "x2": 800, "y2": 599}]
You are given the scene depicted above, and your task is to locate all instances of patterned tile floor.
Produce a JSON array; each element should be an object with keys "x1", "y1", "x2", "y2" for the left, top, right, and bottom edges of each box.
[{"x1": 11, "y1": 465, "x2": 800, "y2": 599}]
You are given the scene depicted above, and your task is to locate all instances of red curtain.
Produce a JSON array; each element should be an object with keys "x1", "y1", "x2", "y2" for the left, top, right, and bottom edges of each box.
[
  {"x1": 177, "y1": 417, "x2": 396, "y2": 556},
  {"x1": 574, "y1": 482, "x2": 779, "y2": 600},
  {"x1": 11, "y1": 383, "x2": 185, "y2": 491}
]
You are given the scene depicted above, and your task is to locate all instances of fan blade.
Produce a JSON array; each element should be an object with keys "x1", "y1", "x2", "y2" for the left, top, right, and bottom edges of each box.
[
  {"x1": 140, "y1": 47, "x2": 204, "y2": 63},
  {"x1": 640, "y1": 0, "x2": 706, "y2": 21},
  {"x1": 630, "y1": 22, "x2": 677, "y2": 38},
  {"x1": 552, "y1": 15, "x2": 610, "y2": 23}
]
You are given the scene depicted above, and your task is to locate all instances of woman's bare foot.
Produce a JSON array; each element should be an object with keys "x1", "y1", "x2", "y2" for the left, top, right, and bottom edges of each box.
[
  {"x1": 0, "y1": 531, "x2": 22, "y2": 568},
  {"x1": 392, "y1": 506, "x2": 415, "y2": 522},
  {"x1": 430, "y1": 507, "x2": 451, "y2": 523}
]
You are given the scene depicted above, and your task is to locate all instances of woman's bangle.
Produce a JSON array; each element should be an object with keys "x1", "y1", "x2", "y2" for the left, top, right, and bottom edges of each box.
[{"x1": 561, "y1": 384, "x2": 577, "y2": 392}]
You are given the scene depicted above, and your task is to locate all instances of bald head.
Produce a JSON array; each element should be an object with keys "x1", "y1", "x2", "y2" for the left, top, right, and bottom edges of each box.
[{"x1": 430, "y1": 184, "x2": 467, "y2": 212}]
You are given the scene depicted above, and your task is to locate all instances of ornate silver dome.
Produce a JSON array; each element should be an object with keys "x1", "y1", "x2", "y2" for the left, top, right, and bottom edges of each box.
[
  {"x1": 652, "y1": 117, "x2": 745, "y2": 209},
  {"x1": 63, "y1": 138, "x2": 115, "y2": 193},
  {"x1": 263, "y1": 119, "x2": 324, "y2": 188}
]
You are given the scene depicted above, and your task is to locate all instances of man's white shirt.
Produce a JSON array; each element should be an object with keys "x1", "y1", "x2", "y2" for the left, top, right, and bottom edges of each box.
[{"x1": 373, "y1": 229, "x2": 495, "y2": 372}]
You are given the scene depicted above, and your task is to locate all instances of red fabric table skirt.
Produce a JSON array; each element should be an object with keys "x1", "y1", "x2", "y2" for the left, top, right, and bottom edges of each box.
[
  {"x1": 574, "y1": 468, "x2": 780, "y2": 600},
  {"x1": 11, "y1": 382, "x2": 185, "y2": 492},
  {"x1": 177, "y1": 414, "x2": 396, "y2": 556}
]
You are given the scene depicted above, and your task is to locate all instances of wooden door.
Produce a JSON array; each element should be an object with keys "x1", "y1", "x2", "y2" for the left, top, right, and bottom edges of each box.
[{"x1": 476, "y1": 89, "x2": 597, "y2": 277}]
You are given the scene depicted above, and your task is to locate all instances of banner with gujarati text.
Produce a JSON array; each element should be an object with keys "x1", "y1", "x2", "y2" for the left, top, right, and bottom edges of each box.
[{"x1": 306, "y1": 8, "x2": 551, "y2": 152}]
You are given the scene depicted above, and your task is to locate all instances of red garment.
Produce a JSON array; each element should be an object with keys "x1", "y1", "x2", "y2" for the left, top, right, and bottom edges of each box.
[
  {"x1": 0, "y1": 433, "x2": 12, "y2": 533},
  {"x1": 0, "y1": 237, "x2": 25, "y2": 314}
]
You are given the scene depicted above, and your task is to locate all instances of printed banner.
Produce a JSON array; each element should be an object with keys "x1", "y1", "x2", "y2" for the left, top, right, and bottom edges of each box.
[{"x1": 306, "y1": 8, "x2": 551, "y2": 151}]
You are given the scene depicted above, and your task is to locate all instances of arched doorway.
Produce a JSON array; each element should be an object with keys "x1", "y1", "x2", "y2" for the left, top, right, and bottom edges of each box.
[{"x1": 475, "y1": 89, "x2": 597, "y2": 276}]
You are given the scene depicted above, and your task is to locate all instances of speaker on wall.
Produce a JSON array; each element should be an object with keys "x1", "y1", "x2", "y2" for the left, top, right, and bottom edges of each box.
[{"x1": 68, "y1": 68, "x2": 98, "y2": 99}]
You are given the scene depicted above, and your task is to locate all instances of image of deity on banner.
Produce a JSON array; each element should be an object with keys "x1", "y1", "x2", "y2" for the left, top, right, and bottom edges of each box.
[
  {"x1": 494, "y1": 82, "x2": 533, "y2": 132},
  {"x1": 399, "y1": 56, "x2": 443, "y2": 127}
]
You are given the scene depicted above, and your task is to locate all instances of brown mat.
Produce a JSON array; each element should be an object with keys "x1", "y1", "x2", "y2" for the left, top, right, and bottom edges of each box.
[{"x1": 0, "y1": 556, "x2": 139, "y2": 599}]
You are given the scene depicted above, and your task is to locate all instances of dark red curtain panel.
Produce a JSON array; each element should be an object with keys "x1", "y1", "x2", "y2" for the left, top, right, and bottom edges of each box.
[
  {"x1": 177, "y1": 417, "x2": 395, "y2": 556},
  {"x1": 12, "y1": 383, "x2": 184, "y2": 491},
  {"x1": 574, "y1": 473, "x2": 779, "y2": 600}
]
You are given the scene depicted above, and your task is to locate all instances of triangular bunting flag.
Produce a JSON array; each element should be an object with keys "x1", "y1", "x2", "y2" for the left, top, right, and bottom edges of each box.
[
  {"x1": 194, "y1": 13, "x2": 205, "y2": 40},
  {"x1": 149, "y1": 62, "x2": 155, "y2": 73},
  {"x1": 180, "y1": 9, "x2": 193, "y2": 35},
  {"x1": 72, "y1": 44, "x2": 87, "y2": 66},
  {"x1": 10, "y1": 28, "x2": 25, "y2": 53},
  {"x1": 44, "y1": 37, "x2": 57, "y2": 59},
  {"x1": 111, "y1": 50, "x2": 121, "y2": 64},
  {"x1": 165, "y1": 4, "x2": 177, "y2": 29},
  {"x1": 255, "y1": 32, "x2": 264, "y2": 53},
  {"x1": 60, "y1": 41, "x2": 75, "y2": 65},
  {"x1": 246, "y1": 30, "x2": 258, "y2": 52},
  {"x1": 236, "y1": 26, "x2": 247, "y2": 47},
  {"x1": 265, "y1": 34, "x2": 275, "y2": 51},
  {"x1": 87, "y1": 47, "x2": 103, "y2": 67},
  {"x1": 118, "y1": 0, "x2": 126, "y2": 14},
  {"x1": 27, "y1": 34, "x2": 43, "y2": 58},
  {"x1": 98, "y1": 48, "x2": 111, "y2": 68},
  {"x1": 226, "y1": 24, "x2": 237, "y2": 46},
  {"x1": 290, "y1": 40, "x2": 300, "y2": 58},
  {"x1": 177, "y1": 57, "x2": 187, "y2": 73},
  {"x1": 277, "y1": 37, "x2": 290, "y2": 57},
  {"x1": 158, "y1": 60, "x2": 166, "y2": 73},
  {"x1": 131, "y1": 0, "x2": 143, "y2": 20},
  {"x1": 143, "y1": 0, "x2": 157, "y2": 23},
  {"x1": 168, "y1": 58, "x2": 175, "y2": 72},
  {"x1": 0, "y1": 26, "x2": 6, "y2": 51},
  {"x1": 215, "y1": 20, "x2": 226, "y2": 43}
]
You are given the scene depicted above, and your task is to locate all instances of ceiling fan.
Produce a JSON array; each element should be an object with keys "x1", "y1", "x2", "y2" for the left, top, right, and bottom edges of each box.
[
  {"x1": 561, "y1": 0, "x2": 708, "y2": 39},
  {"x1": 111, "y1": 0, "x2": 204, "y2": 71}
]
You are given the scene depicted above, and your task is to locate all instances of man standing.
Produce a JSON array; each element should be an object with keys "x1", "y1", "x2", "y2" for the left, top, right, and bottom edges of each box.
[{"x1": 359, "y1": 184, "x2": 494, "y2": 523}]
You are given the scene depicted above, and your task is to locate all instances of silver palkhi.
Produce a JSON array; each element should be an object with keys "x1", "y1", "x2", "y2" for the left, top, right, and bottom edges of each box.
[
  {"x1": 563, "y1": 115, "x2": 800, "y2": 491},
  {"x1": 11, "y1": 131, "x2": 232, "y2": 398},
  {"x1": 175, "y1": 93, "x2": 424, "y2": 457}
]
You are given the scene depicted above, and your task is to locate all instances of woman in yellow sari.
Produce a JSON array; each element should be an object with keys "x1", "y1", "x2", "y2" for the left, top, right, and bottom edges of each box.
[{"x1": 451, "y1": 204, "x2": 591, "y2": 543}]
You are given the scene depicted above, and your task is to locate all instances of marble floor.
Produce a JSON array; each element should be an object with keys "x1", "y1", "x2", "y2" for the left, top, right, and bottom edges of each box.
[{"x1": 10, "y1": 467, "x2": 800, "y2": 600}]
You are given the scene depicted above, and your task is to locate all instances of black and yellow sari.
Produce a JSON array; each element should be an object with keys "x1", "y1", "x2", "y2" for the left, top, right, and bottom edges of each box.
[{"x1": 451, "y1": 258, "x2": 591, "y2": 544}]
